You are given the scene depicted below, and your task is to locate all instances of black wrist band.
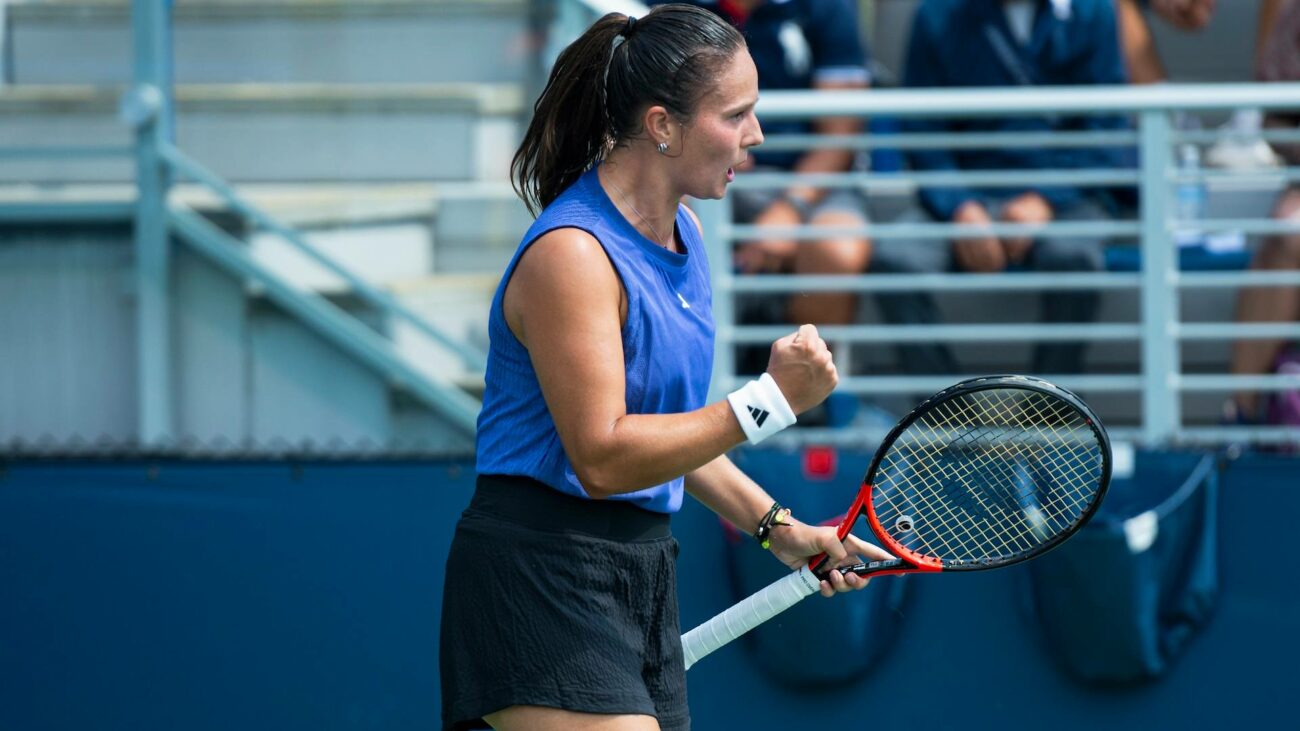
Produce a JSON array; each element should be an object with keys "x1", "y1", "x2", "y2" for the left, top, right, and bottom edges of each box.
[{"x1": 754, "y1": 501, "x2": 791, "y2": 550}]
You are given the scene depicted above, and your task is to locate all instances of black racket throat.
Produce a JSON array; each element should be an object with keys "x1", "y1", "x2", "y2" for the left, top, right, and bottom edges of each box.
[
  {"x1": 811, "y1": 548, "x2": 1050, "y2": 580},
  {"x1": 813, "y1": 557, "x2": 907, "y2": 580}
]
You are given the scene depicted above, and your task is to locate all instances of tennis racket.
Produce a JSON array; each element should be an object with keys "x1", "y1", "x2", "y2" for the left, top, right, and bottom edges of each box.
[{"x1": 682, "y1": 374, "x2": 1111, "y2": 670}]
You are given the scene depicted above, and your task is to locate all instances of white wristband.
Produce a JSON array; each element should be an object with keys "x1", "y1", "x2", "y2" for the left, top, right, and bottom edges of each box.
[{"x1": 727, "y1": 373, "x2": 797, "y2": 445}]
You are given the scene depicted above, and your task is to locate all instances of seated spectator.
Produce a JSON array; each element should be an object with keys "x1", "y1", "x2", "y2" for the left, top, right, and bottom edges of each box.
[
  {"x1": 657, "y1": 0, "x2": 873, "y2": 327},
  {"x1": 1228, "y1": 0, "x2": 1300, "y2": 424},
  {"x1": 1146, "y1": 0, "x2": 1218, "y2": 28},
  {"x1": 1115, "y1": 0, "x2": 1217, "y2": 84},
  {"x1": 874, "y1": 0, "x2": 1128, "y2": 376},
  {"x1": 1116, "y1": 0, "x2": 1217, "y2": 84}
]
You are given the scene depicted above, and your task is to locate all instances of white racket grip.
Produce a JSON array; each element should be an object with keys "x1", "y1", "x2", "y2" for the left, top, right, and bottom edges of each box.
[{"x1": 681, "y1": 565, "x2": 821, "y2": 670}]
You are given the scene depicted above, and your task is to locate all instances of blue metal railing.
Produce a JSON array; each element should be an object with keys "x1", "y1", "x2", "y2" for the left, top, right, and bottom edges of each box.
[
  {"x1": 132, "y1": 0, "x2": 174, "y2": 446},
  {"x1": 160, "y1": 143, "x2": 486, "y2": 373},
  {"x1": 694, "y1": 83, "x2": 1300, "y2": 446},
  {"x1": 167, "y1": 205, "x2": 481, "y2": 436},
  {"x1": 8, "y1": 2, "x2": 1298, "y2": 449}
]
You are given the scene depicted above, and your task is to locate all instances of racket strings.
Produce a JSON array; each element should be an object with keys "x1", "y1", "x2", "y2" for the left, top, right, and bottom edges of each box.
[
  {"x1": 908, "y1": 395, "x2": 1095, "y2": 556},
  {"x1": 920, "y1": 393, "x2": 1096, "y2": 555},
  {"x1": 882, "y1": 437, "x2": 1057, "y2": 558},
  {"x1": 934, "y1": 396, "x2": 1097, "y2": 529},
  {"x1": 872, "y1": 387, "x2": 1103, "y2": 565},
  {"x1": 887, "y1": 399, "x2": 1056, "y2": 556}
]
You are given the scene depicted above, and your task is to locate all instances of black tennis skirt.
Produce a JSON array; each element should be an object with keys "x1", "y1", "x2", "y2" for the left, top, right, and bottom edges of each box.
[{"x1": 440, "y1": 474, "x2": 689, "y2": 730}]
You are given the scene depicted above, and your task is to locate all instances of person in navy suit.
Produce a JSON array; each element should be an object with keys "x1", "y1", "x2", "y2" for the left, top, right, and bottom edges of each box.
[{"x1": 874, "y1": 0, "x2": 1129, "y2": 376}]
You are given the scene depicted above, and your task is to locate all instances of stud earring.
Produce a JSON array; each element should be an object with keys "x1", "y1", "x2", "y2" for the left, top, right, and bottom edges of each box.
[{"x1": 656, "y1": 142, "x2": 669, "y2": 154}]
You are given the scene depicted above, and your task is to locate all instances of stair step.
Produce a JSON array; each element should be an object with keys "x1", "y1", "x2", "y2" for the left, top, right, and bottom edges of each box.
[
  {"x1": 0, "y1": 179, "x2": 533, "y2": 281},
  {"x1": 388, "y1": 273, "x2": 497, "y2": 389},
  {"x1": 0, "y1": 83, "x2": 523, "y2": 183},
  {"x1": 8, "y1": 0, "x2": 530, "y2": 85},
  {"x1": 432, "y1": 183, "x2": 532, "y2": 274}
]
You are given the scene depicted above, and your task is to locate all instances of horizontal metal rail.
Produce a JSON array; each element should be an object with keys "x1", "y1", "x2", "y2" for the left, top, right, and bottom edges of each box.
[
  {"x1": 730, "y1": 323, "x2": 1143, "y2": 344},
  {"x1": 762, "y1": 424, "x2": 1297, "y2": 447},
  {"x1": 1177, "y1": 218, "x2": 1300, "y2": 236},
  {"x1": 755, "y1": 83, "x2": 1300, "y2": 119},
  {"x1": 728, "y1": 169, "x2": 1139, "y2": 190},
  {"x1": 1177, "y1": 322, "x2": 1300, "y2": 340},
  {"x1": 730, "y1": 220, "x2": 1140, "y2": 241},
  {"x1": 735, "y1": 375, "x2": 1295, "y2": 403},
  {"x1": 1178, "y1": 374, "x2": 1300, "y2": 392},
  {"x1": 1177, "y1": 128, "x2": 1300, "y2": 145},
  {"x1": 780, "y1": 374, "x2": 1142, "y2": 395},
  {"x1": 1178, "y1": 167, "x2": 1300, "y2": 184},
  {"x1": 727, "y1": 220, "x2": 1292, "y2": 242},
  {"x1": 1177, "y1": 271, "x2": 1300, "y2": 288},
  {"x1": 1173, "y1": 427, "x2": 1300, "y2": 444},
  {"x1": 0, "y1": 202, "x2": 135, "y2": 222},
  {"x1": 757, "y1": 130, "x2": 1139, "y2": 152},
  {"x1": 721, "y1": 322, "x2": 1300, "y2": 346},
  {"x1": 730, "y1": 272, "x2": 1140, "y2": 293},
  {"x1": 728, "y1": 270, "x2": 1300, "y2": 295}
]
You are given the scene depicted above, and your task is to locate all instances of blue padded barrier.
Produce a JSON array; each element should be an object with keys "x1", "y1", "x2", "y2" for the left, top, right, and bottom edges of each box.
[{"x1": 1024, "y1": 452, "x2": 1219, "y2": 684}]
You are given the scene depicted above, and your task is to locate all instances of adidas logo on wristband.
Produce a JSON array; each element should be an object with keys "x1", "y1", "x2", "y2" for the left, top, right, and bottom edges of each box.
[{"x1": 728, "y1": 373, "x2": 796, "y2": 444}]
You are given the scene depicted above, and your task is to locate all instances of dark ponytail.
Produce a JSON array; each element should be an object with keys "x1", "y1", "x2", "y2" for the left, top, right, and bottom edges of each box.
[{"x1": 511, "y1": 4, "x2": 745, "y2": 215}]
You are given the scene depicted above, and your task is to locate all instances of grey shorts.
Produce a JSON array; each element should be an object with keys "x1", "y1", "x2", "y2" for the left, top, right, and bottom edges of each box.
[{"x1": 731, "y1": 169, "x2": 869, "y2": 225}]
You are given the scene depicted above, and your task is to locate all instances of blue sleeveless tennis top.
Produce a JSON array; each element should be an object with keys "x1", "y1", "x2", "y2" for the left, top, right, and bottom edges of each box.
[{"x1": 475, "y1": 165, "x2": 715, "y2": 514}]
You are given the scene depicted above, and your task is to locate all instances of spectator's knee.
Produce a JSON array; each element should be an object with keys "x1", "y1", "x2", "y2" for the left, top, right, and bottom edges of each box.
[
  {"x1": 798, "y1": 238, "x2": 872, "y2": 274},
  {"x1": 799, "y1": 210, "x2": 871, "y2": 273},
  {"x1": 1255, "y1": 235, "x2": 1300, "y2": 270},
  {"x1": 1272, "y1": 187, "x2": 1300, "y2": 222},
  {"x1": 962, "y1": 256, "x2": 1007, "y2": 274},
  {"x1": 1261, "y1": 190, "x2": 1300, "y2": 265}
]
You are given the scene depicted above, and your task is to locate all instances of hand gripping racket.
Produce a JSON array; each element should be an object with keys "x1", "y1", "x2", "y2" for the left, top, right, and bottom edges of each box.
[{"x1": 682, "y1": 375, "x2": 1111, "y2": 670}]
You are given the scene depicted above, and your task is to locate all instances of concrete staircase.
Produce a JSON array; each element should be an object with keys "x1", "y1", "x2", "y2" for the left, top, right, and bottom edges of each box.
[{"x1": 0, "y1": 0, "x2": 547, "y2": 453}]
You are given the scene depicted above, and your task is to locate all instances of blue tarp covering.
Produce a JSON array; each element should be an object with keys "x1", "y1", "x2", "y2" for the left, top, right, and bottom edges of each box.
[
  {"x1": 1, "y1": 453, "x2": 1296, "y2": 729},
  {"x1": 1027, "y1": 453, "x2": 1219, "y2": 683}
]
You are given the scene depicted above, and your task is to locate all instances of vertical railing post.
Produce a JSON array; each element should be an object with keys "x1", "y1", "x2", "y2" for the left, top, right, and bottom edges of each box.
[
  {"x1": 1138, "y1": 109, "x2": 1179, "y2": 444},
  {"x1": 696, "y1": 195, "x2": 735, "y2": 401},
  {"x1": 0, "y1": 2, "x2": 11, "y2": 86},
  {"x1": 128, "y1": 0, "x2": 175, "y2": 446}
]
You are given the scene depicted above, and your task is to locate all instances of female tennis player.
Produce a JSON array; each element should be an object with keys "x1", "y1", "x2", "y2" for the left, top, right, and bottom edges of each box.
[{"x1": 440, "y1": 6, "x2": 890, "y2": 730}]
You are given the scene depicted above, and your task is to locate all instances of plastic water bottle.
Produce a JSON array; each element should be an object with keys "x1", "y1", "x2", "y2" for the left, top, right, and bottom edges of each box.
[{"x1": 1173, "y1": 143, "x2": 1206, "y2": 248}]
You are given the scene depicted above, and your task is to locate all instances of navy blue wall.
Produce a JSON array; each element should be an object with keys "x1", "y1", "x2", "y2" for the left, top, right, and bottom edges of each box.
[{"x1": 1, "y1": 453, "x2": 1296, "y2": 730}]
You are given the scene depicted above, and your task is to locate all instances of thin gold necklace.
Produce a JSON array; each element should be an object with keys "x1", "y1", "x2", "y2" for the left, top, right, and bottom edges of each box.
[{"x1": 605, "y1": 173, "x2": 671, "y2": 250}]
